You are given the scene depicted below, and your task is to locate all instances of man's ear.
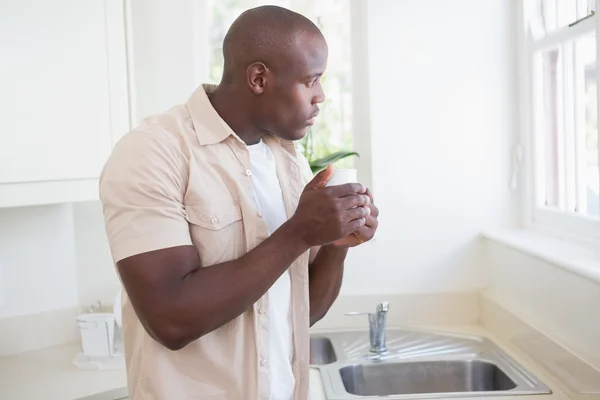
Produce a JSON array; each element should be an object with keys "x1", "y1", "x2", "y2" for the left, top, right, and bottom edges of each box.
[{"x1": 247, "y1": 62, "x2": 268, "y2": 95}]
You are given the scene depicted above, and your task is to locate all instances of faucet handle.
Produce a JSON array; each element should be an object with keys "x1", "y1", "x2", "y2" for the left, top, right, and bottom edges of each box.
[
  {"x1": 376, "y1": 301, "x2": 389, "y2": 313},
  {"x1": 345, "y1": 311, "x2": 371, "y2": 317},
  {"x1": 345, "y1": 301, "x2": 389, "y2": 317}
]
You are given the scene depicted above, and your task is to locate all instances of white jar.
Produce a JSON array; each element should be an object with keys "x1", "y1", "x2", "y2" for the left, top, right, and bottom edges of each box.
[{"x1": 76, "y1": 313, "x2": 115, "y2": 357}]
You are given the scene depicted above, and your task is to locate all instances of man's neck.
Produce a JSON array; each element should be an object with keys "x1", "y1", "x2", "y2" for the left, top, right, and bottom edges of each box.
[{"x1": 208, "y1": 84, "x2": 264, "y2": 145}]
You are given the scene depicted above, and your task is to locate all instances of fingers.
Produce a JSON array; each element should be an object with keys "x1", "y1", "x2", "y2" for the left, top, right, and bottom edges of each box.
[
  {"x1": 340, "y1": 193, "x2": 370, "y2": 209},
  {"x1": 306, "y1": 164, "x2": 334, "y2": 190},
  {"x1": 368, "y1": 202, "x2": 379, "y2": 218},
  {"x1": 346, "y1": 205, "x2": 371, "y2": 221},
  {"x1": 363, "y1": 188, "x2": 379, "y2": 215},
  {"x1": 326, "y1": 182, "x2": 366, "y2": 198},
  {"x1": 352, "y1": 226, "x2": 374, "y2": 243},
  {"x1": 348, "y1": 214, "x2": 377, "y2": 244},
  {"x1": 364, "y1": 214, "x2": 378, "y2": 229},
  {"x1": 364, "y1": 187, "x2": 374, "y2": 203},
  {"x1": 346, "y1": 216, "x2": 367, "y2": 232}
]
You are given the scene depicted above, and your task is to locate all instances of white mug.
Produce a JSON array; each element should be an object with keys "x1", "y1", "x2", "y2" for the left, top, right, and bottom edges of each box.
[{"x1": 325, "y1": 168, "x2": 358, "y2": 187}]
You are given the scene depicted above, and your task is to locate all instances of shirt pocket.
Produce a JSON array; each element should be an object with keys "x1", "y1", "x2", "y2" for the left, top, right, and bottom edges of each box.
[{"x1": 184, "y1": 201, "x2": 245, "y2": 266}]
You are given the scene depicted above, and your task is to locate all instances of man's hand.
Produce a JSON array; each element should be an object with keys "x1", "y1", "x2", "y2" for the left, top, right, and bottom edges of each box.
[
  {"x1": 332, "y1": 187, "x2": 378, "y2": 247},
  {"x1": 306, "y1": 164, "x2": 379, "y2": 248},
  {"x1": 288, "y1": 165, "x2": 370, "y2": 248}
]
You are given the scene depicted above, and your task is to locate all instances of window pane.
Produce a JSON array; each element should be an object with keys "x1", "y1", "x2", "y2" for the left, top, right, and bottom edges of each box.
[
  {"x1": 206, "y1": 0, "x2": 257, "y2": 83},
  {"x1": 576, "y1": 34, "x2": 599, "y2": 217},
  {"x1": 528, "y1": 0, "x2": 585, "y2": 40},
  {"x1": 535, "y1": 46, "x2": 563, "y2": 209},
  {"x1": 588, "y1": 0, "x2": 596, "y2": 13},
  {"x1": 534, "y1": 31, "x2": 599, "y2": 218},
  {"x1": 206, "y1": 0, "x2": 354, "y2": 169}
]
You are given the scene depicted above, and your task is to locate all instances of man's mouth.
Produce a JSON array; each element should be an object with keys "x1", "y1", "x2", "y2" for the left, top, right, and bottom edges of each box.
[{"x1": 307, "y1": 110, "x2": 320, "y2": 125}]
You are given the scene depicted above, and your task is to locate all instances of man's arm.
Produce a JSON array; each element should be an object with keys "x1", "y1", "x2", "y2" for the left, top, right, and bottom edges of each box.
[
  {"x1": 115, "y1": 184, "x2": 367, "y2": 351},
  {"x1": 117, "y1": 222, "x2": 307, "y2": 351}
]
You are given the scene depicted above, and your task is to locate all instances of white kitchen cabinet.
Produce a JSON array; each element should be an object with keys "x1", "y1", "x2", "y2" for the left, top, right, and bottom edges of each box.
[{"x1": 0, "y1": 0, "x2": 130, "y2": 208}]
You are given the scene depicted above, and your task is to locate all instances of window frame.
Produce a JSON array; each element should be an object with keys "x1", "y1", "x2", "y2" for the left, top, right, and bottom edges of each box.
[
  {"x1": 190, "y1": 0, "x2": 373, "y2": 190},
  {"x1": 519, "y1": 0, "x2": 600, "y2": 243}
]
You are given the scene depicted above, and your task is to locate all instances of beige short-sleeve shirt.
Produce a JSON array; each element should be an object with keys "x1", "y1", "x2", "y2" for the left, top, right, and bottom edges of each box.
[{"x1": 99, "y1": 84, "x2": 314, "y2": 400}]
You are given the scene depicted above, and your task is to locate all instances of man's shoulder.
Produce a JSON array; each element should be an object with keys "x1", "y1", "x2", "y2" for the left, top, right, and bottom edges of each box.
[
  {"x1": 141, "y1": 104, "x2": 194, "y2": 135},
  {"x1": 101, "y1": 107, "x2": 194, "y2": 186},
  {"x1": 113, "y1": 105, "x2": 195, "y2": 156}
]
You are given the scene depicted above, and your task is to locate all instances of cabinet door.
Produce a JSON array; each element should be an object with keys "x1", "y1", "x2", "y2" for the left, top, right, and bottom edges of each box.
[{"x1": 0, "y1": 0, "x2": 129, "y2": 184}]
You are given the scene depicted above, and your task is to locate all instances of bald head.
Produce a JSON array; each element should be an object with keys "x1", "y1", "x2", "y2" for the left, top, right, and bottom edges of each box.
[
  {"x1": 209, "y1": 5, "x2": 327, "y2": 144},
  {"x1": 221, "y1": 5, "x2": 325, "y2": 83}
]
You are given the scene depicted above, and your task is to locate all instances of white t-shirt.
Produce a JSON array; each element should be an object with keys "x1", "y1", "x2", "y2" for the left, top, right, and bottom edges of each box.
[{"x1": 247, "y1": 139, "x2": 295, "y2": 400}]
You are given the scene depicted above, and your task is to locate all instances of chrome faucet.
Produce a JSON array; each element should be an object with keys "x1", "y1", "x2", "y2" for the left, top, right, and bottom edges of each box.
[{"x1": 346, "y1": 301, "x2": 389, "y2": 354}]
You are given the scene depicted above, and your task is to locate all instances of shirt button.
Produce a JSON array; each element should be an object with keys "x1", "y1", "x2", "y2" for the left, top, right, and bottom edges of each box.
[
  {"x1": 257, "y1": 211, "x2": 263, "y2": 218},
  {"x1": 260, "y1": 358, "x2": 267, "y2": 366},
  {"x1": 210, "y1": 217, "x2": 219, "y2": 224},
  {"x1": 258, "y1": 307, "x2": 266, "y2": 315},
  {"x1": 245, "y1": 169, "x2": 253, "y2": 176}
]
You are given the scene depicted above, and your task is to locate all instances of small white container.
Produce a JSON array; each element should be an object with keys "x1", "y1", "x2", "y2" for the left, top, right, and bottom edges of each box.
[
  {"x1": 325, "y1": 168, "x2": 358, "y2": 187},
  {"x1": 76, "y1": 313, "x2": 115, "y2": 357}
]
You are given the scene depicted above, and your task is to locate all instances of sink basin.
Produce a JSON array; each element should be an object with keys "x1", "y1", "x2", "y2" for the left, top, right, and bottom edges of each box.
[
  {"x1": 339, "y1": 360, "x2": 516, "y2": 397},
  {"x1": 310, "y1": 328, "x2": 551, "y2": 399},
  {"x1": 310, "y1": 336, "x2": 337, "y2": 365}
]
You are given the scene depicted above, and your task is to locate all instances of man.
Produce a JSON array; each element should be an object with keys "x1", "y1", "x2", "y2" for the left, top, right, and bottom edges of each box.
[{"x1": 99, "y1": 5, "x2": 379, "y2": 400}]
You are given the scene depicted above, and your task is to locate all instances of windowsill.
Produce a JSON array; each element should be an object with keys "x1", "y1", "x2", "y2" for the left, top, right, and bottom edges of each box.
[{"x1": 481, "y1": 228, "x2": 600, "y2": 284}]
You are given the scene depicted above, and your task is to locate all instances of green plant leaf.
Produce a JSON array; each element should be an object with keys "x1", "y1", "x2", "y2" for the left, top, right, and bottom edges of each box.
[{"x1": 309, "y1": 151, "x2": 359, "y2": 173}]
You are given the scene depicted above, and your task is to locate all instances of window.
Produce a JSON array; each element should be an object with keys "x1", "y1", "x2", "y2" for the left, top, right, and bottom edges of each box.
[
  {"x1": 523, "y1": 0, "x2": 600, "y2": 240},
  {"x1": 205, "y1": 0, "x2": 356, "y2": 170}
]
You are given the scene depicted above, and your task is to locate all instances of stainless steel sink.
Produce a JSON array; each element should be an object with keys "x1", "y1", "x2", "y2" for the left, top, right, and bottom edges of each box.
[
  {"x1": 310, "y1": 336, "x2": 338, "y2": 365},
  {"x1": 339, "y1": 360, "x2": 516, "y2": 396},
  {"x1": 310, "y1": 328, "x2": 551, "y2": 399}
]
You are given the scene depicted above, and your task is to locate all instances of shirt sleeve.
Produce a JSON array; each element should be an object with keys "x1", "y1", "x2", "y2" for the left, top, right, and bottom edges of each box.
[{"x1": 99, "y1": 131, "x2": 192, "y2": 263}]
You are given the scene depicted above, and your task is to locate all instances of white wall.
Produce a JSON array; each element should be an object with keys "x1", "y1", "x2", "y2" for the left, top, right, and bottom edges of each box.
[
  {"x1": 128, "y1": 0, "x2": 205, "y2": 123},
  {"x1": 0, "y1": 205, "x2": 78, "y2": 318},
  {"x1": 0, "y1": 202, "x2": 121, "y2": 320},
  {"x1": 72, "y1": 202, "x2": 120, "y2": 307},
  {"x1": 338, "y1": 0, "x2": 519, "y2": 295}
]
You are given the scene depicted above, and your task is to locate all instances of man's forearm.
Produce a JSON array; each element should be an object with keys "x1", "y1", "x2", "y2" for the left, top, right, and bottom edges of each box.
[{"x1": 309, "y1": 245, "x2": 348, "y2": 326}]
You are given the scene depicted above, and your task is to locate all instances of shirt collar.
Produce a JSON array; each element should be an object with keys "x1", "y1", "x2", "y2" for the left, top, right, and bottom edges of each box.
[
  {"x1": 186, "y1": 84, "x2": 240, "y2": 146},
  {"x1": 186, "y1": 84, "x2": 299, "y2": 156}
]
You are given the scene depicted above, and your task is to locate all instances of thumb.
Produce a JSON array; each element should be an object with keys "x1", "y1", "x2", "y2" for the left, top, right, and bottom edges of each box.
[{"x1": 306, "y1": 164, "x2": 335, "y2": 190}]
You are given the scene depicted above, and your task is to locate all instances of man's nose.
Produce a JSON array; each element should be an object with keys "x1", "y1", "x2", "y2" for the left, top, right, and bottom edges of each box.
[{"x1": 313, "y1": 87, "x2": 326, "y2": 104}]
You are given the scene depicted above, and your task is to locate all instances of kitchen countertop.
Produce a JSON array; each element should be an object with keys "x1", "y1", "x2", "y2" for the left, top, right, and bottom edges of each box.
[
  {"x1": 0, "y1": 325, "x2": 572, "y2": 400},
  {"x1": 0, "y1": 343, "x2": 127, "y2": 400}
]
